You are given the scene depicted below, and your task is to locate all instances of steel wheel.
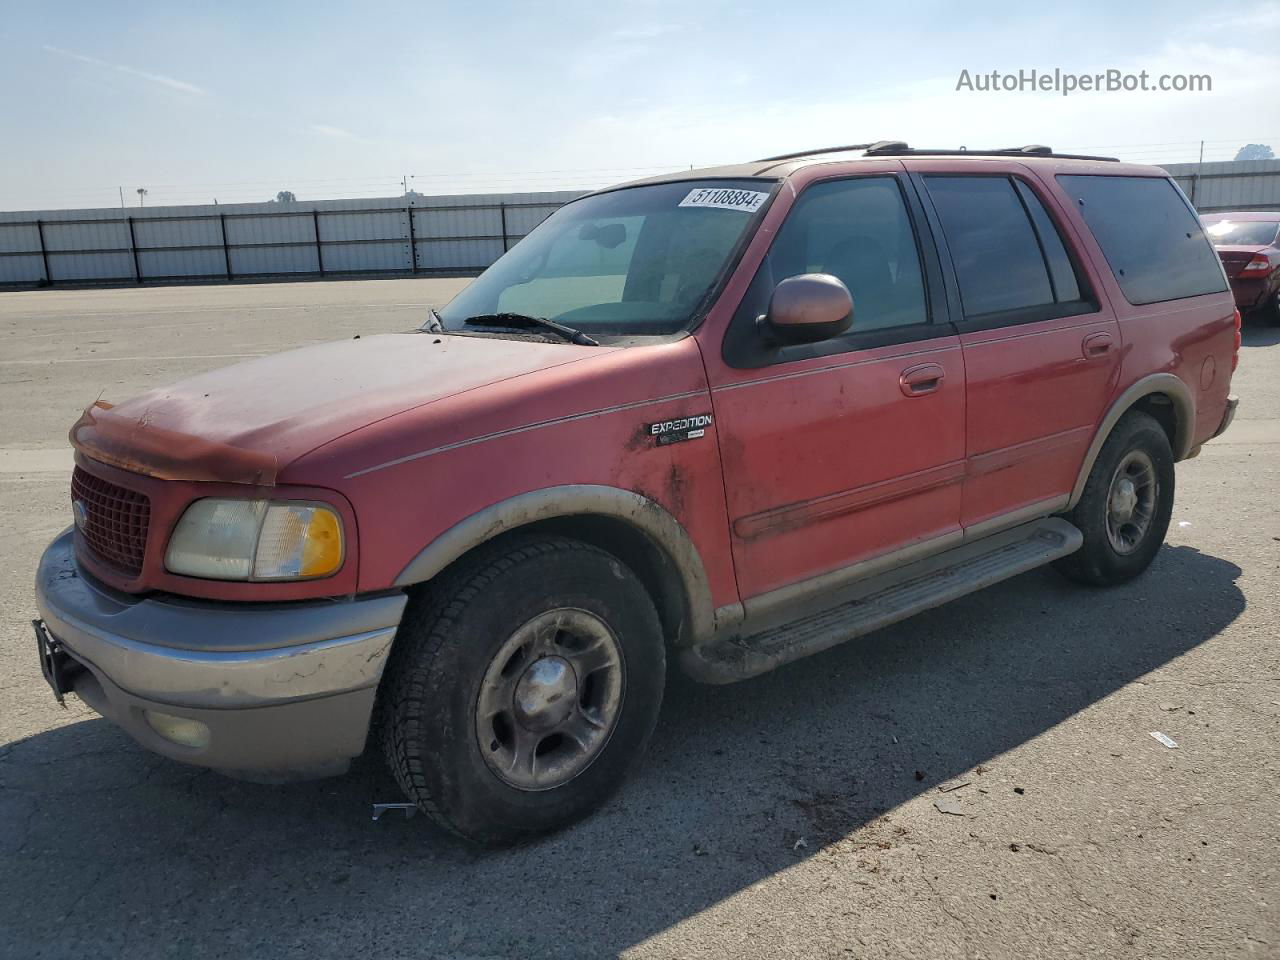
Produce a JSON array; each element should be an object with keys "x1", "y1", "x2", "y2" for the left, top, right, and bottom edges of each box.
[
  {"x1": 475, "y1": 608, "x2": 625, "y2": 791},
  {"x1": 1105, "y1": 449, "x2": 1158, "y2": 555}
]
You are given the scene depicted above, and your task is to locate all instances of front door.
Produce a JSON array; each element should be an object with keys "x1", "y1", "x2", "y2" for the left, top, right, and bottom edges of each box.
[{"x1": 705, "y1": 172, "x2": 967, "y2": 602}]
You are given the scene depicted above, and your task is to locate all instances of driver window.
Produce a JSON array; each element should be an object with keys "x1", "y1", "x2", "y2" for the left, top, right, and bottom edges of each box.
[{"x1": 767, "y1": 177, "x2": 928, "y2": 333}]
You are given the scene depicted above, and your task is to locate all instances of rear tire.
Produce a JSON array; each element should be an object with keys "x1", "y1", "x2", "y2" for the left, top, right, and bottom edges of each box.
[
  {"x1": 380, "y1": 535, "x2": 665, "y2": 845},
  {"x1": 1265, "y1": 289, "x2": 1280, "y2": 327},
  {"x1": 1053, "y1": 411, "x2": 1174, "y2": 586}
]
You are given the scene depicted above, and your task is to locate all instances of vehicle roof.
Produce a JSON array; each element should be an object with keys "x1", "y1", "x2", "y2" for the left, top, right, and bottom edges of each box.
[
  {"x1": 1200, "y1": 211, "x2": 1280, "y2": 221},
  {"x1": 610, "y1": 151, "x2": 1164, "y2": 191}
]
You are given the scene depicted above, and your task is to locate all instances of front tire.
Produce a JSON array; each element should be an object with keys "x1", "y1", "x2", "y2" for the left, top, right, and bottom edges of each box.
[
  {"x1": 1053, "y1": 411, "x2": 1175, "y2": 586},
  {"x1": 380, "y1": 536, "x2": 665, "y2": 845}
]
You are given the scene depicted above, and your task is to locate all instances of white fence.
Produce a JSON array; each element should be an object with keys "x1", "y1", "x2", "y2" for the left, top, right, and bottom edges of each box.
[
  {"x1": 4, "y1": 159, "x2": 1278, "y2": 289},
  {"x1": 0, "y1": 191, "x2": 583, "y2": 288}
]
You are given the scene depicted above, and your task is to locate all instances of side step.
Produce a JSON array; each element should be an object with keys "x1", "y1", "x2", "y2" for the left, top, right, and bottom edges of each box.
[{"x1": 680, "y1": 517, "x2": 1082, "y2": 684}]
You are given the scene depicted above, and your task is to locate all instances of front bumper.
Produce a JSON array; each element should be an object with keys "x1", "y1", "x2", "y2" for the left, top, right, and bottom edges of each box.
[{"x1": 34, "y1": 528, "x2": 407, "y2": 779}]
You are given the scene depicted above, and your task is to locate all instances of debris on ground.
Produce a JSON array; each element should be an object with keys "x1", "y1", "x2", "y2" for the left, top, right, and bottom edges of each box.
[
  {"x1": 934, "y1": 796, "x2": 965, "y2": 816},
  {"x1": 692, "y1": 840, "x2": 711, "y2": 857},
  {"x1": 371, "y1": 802, "x2": 418, "y2": 821},
  {"x1": 793, "y1": 837, "x2": 808, "y2": 851},
  {"x1": 1150, "y1": 731, "x2": 1179, "y2": 749},
  {"x1": 938, "y1": 780, "x2": 970, "y2": 793},
  {"x1": 1159, "y1": 702, "x2": 1182, "y2": 712},
  {"x1": 1013, "y1": 787, "x2": 1025, "y2": 795}
]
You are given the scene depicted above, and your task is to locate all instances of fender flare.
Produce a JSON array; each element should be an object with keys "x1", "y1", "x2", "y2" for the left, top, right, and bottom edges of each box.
[
  {"x1": 1068, "y1": 373, "x2": 1196, "y2": 509},
  {"x1": 393, "y1": 484, "x2": 716, "y2": 645}
]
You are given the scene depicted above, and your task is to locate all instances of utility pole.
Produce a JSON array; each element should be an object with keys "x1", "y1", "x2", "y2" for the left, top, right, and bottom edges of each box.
[
  {"x1": 118, "y1": 186, "x2": 124, "y2": 209},
  {"x1": 1191, "y1": 140, "x2": 1204, "y2": 205}
]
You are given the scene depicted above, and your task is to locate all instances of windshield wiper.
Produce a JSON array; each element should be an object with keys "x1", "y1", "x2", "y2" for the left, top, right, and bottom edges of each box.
[
  {"x1": 463, "y1": 312, "x2": 599, "y2": 346},
  {"x1": 419, "y1": 307, "x2": 444, "y2": 333}
]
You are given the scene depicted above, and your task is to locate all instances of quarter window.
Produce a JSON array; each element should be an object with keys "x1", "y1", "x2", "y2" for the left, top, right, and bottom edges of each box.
[{"x1": 1057, "y1": 174, "x2": 1229, "y2": 305}]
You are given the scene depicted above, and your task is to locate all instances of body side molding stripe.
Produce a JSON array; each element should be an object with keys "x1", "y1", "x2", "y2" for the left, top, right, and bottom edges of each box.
[
  {"x1": 733, "y1": 460, "x2": 967, "y2": 540},
  {"x1": 346, "y1": 390, "x2": 707, "y2": 479}
]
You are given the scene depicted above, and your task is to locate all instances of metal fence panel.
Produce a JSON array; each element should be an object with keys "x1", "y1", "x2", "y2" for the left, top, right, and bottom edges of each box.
[
  {"x1": 138, "y1": 248, "x2": 226, "y2": 279},
  {"x1": 420, "y1": 238, "x2": 506, "y2": 270},
  {"x1": 0, "y1": 222, "x2": 39, "y2": 254},
  {"x1": 1163, "y1": 159, "x2": 1280, "y2": 213},
  {"x1": 229, "y1": 244, "x2": 317, "y2": 277},
  {"x1": 0, "y1": 255, "x2": 44, "y2": 283},
  {"x1": 0, "y1": 189, "x2": 588, "y2": 288}
]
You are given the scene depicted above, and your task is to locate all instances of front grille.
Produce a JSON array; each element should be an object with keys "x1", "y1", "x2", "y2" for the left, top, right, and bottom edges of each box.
[{"x1": 71, "y1": 467, "x2": 150, "y2": 578}]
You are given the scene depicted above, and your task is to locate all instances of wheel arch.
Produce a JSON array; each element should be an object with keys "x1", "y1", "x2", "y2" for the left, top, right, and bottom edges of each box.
[
  {"x1": 392, "y1": 485, "x2": 716, "y2": 649},
  {"x1": 1068, "y1": 373, "x2": 1195, "y2": 510}
]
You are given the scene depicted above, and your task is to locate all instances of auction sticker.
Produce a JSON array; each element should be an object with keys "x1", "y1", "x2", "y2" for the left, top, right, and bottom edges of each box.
[{"x1": 678, "y1": 187, "x2": 769, "y2": 213}]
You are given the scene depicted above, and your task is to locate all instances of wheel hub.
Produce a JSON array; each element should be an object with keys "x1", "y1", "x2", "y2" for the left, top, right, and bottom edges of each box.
[
  {"x1": 1110, "y1": 477, "x2": 1138, "y2": 522},
  {"x1": 475, "y1": 608, "x2": 625, "y2": 792},
  {"x1": 1104, "y1": 450, "x2": 1158, "y2": 556},
  {"x1": 513, "y1": 656, "x2": 578, "y2": 732}
]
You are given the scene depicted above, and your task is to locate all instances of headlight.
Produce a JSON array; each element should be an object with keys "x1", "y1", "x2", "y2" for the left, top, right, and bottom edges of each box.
[{"x1": 164, "y1": 499, "x2": 344, "y2": 581}]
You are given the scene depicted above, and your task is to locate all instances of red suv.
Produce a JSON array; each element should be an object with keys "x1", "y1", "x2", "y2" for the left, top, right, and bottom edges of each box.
[
  {"x1": 34, "y1": 142, "x2": 1240, "y2": 844},
  {"x1": 1203, "y1": 212, "x2": 1280, "y2": 324}
]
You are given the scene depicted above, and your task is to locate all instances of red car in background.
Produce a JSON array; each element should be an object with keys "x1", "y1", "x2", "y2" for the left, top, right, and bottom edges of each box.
[{"x1": 1203, "y1": 212, "x2": 1280, "y2": 325}]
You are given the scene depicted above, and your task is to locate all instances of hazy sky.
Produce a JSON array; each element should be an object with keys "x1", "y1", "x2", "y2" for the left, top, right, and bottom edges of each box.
[{"x1": 2, "y1": 0, "x2": 1278, "y2": 210}]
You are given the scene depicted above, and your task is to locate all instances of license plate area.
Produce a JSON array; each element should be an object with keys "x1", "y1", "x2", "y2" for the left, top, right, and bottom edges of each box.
[{"x1": 32, "y1": 620, "x2": 83, "y2": 707}]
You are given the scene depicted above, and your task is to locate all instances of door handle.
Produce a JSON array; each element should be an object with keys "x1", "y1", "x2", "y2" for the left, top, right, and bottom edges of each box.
[
  {"x1": 899, "y1": 362, "x2": 945, "y2": 397},
  {"x1": 1082, "y1": 332, "x2": 1115, "y2": 358}
]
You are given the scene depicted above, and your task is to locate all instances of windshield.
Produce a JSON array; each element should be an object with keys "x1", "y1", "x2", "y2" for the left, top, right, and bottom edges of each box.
[
  {"x1": 1205, "y1": 219, "x2": 1280, "y2": 247},
  {"x1": 436, "y1": 179, "x2": 774, "y2": 338}
]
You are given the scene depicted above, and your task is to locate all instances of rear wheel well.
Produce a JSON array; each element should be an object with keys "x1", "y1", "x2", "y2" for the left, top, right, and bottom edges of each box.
[
  {"x1": 408, "y1": 516, "x2": 690, "y2": 651},
  {"x1": 1130, "y1": 393, "x2": 1179, "y2": 453}
]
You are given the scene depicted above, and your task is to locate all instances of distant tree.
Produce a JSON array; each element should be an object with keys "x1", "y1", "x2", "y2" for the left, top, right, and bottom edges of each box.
[
  {"x1": 1234, "y1": 144, "x2": 1275, "y2": 161},
  {"x1": 274, "y1": 190, "x2": 297, "y2": 203}
]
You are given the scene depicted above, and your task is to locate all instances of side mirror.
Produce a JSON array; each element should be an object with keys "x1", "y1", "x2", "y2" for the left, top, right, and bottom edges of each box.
[{"x1": 759, "y1": 273, "x2": 854, "y2": 345}]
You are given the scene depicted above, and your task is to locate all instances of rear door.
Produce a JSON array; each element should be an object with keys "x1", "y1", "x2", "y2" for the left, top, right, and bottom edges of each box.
[
  {"x1": 706, "y1": 170, "x2": 966, "y2": 601},
  {"x1": 911, "y1": 162, "x2": 1121, "y2": 532}
]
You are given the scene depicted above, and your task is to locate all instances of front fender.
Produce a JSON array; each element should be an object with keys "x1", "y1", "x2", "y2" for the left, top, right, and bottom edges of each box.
[{"x1": 392, "y1": 484, "x2": 716, "y2": 645}]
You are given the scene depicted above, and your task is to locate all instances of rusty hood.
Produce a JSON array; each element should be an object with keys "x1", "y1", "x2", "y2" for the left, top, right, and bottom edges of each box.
[{"x1": 71, "y1": 333, "x2": 602, "y2": 484}]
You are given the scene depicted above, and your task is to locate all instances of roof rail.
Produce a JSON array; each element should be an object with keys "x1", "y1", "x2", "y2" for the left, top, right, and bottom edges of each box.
[
  {"x1": 755, "y1": 143, "x2": 875, "y2": 162},
  {"x1": 863, "y1": 142, "x2": 1119, "y2": 162},
  {"x1": 756, "y1": 141, "x2": 1119, "y2": 164}
]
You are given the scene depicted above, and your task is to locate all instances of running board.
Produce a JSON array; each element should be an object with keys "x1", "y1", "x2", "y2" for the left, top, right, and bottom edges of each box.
[{"x1": 679, "y1": 517, "x2": 1082, "y2": 684}]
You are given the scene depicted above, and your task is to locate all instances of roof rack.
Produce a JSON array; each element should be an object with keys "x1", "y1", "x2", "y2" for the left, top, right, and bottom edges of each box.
[
  {"x1": 756, "y1": 141, "x2": 1119, "y2": 163},
  {"x1": 756, "y1": 143, "x2": 876, "y2": 162}
]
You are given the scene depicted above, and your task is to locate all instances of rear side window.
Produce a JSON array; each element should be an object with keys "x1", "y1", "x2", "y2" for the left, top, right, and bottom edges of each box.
[
  {"x1": 923, "y1": 176, "x2": 1089, "y2": 323},
  {"x1": 1013, "y1": 179, "x2": 1081, "y2": 303},
  {"x1": 1056, "y1": 175, "x2": 1228, "y2": 305}
]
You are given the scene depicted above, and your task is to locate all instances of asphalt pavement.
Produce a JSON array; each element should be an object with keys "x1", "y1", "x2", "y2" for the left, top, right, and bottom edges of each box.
[{"x1": 1, "y1": 280, "x2": 1276, "y2": 959}]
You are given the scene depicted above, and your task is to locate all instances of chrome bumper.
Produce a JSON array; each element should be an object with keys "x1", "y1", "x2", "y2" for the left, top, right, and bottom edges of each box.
[{"x1": 34, "y1": 528, "x2": 407, "y2": 778}]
